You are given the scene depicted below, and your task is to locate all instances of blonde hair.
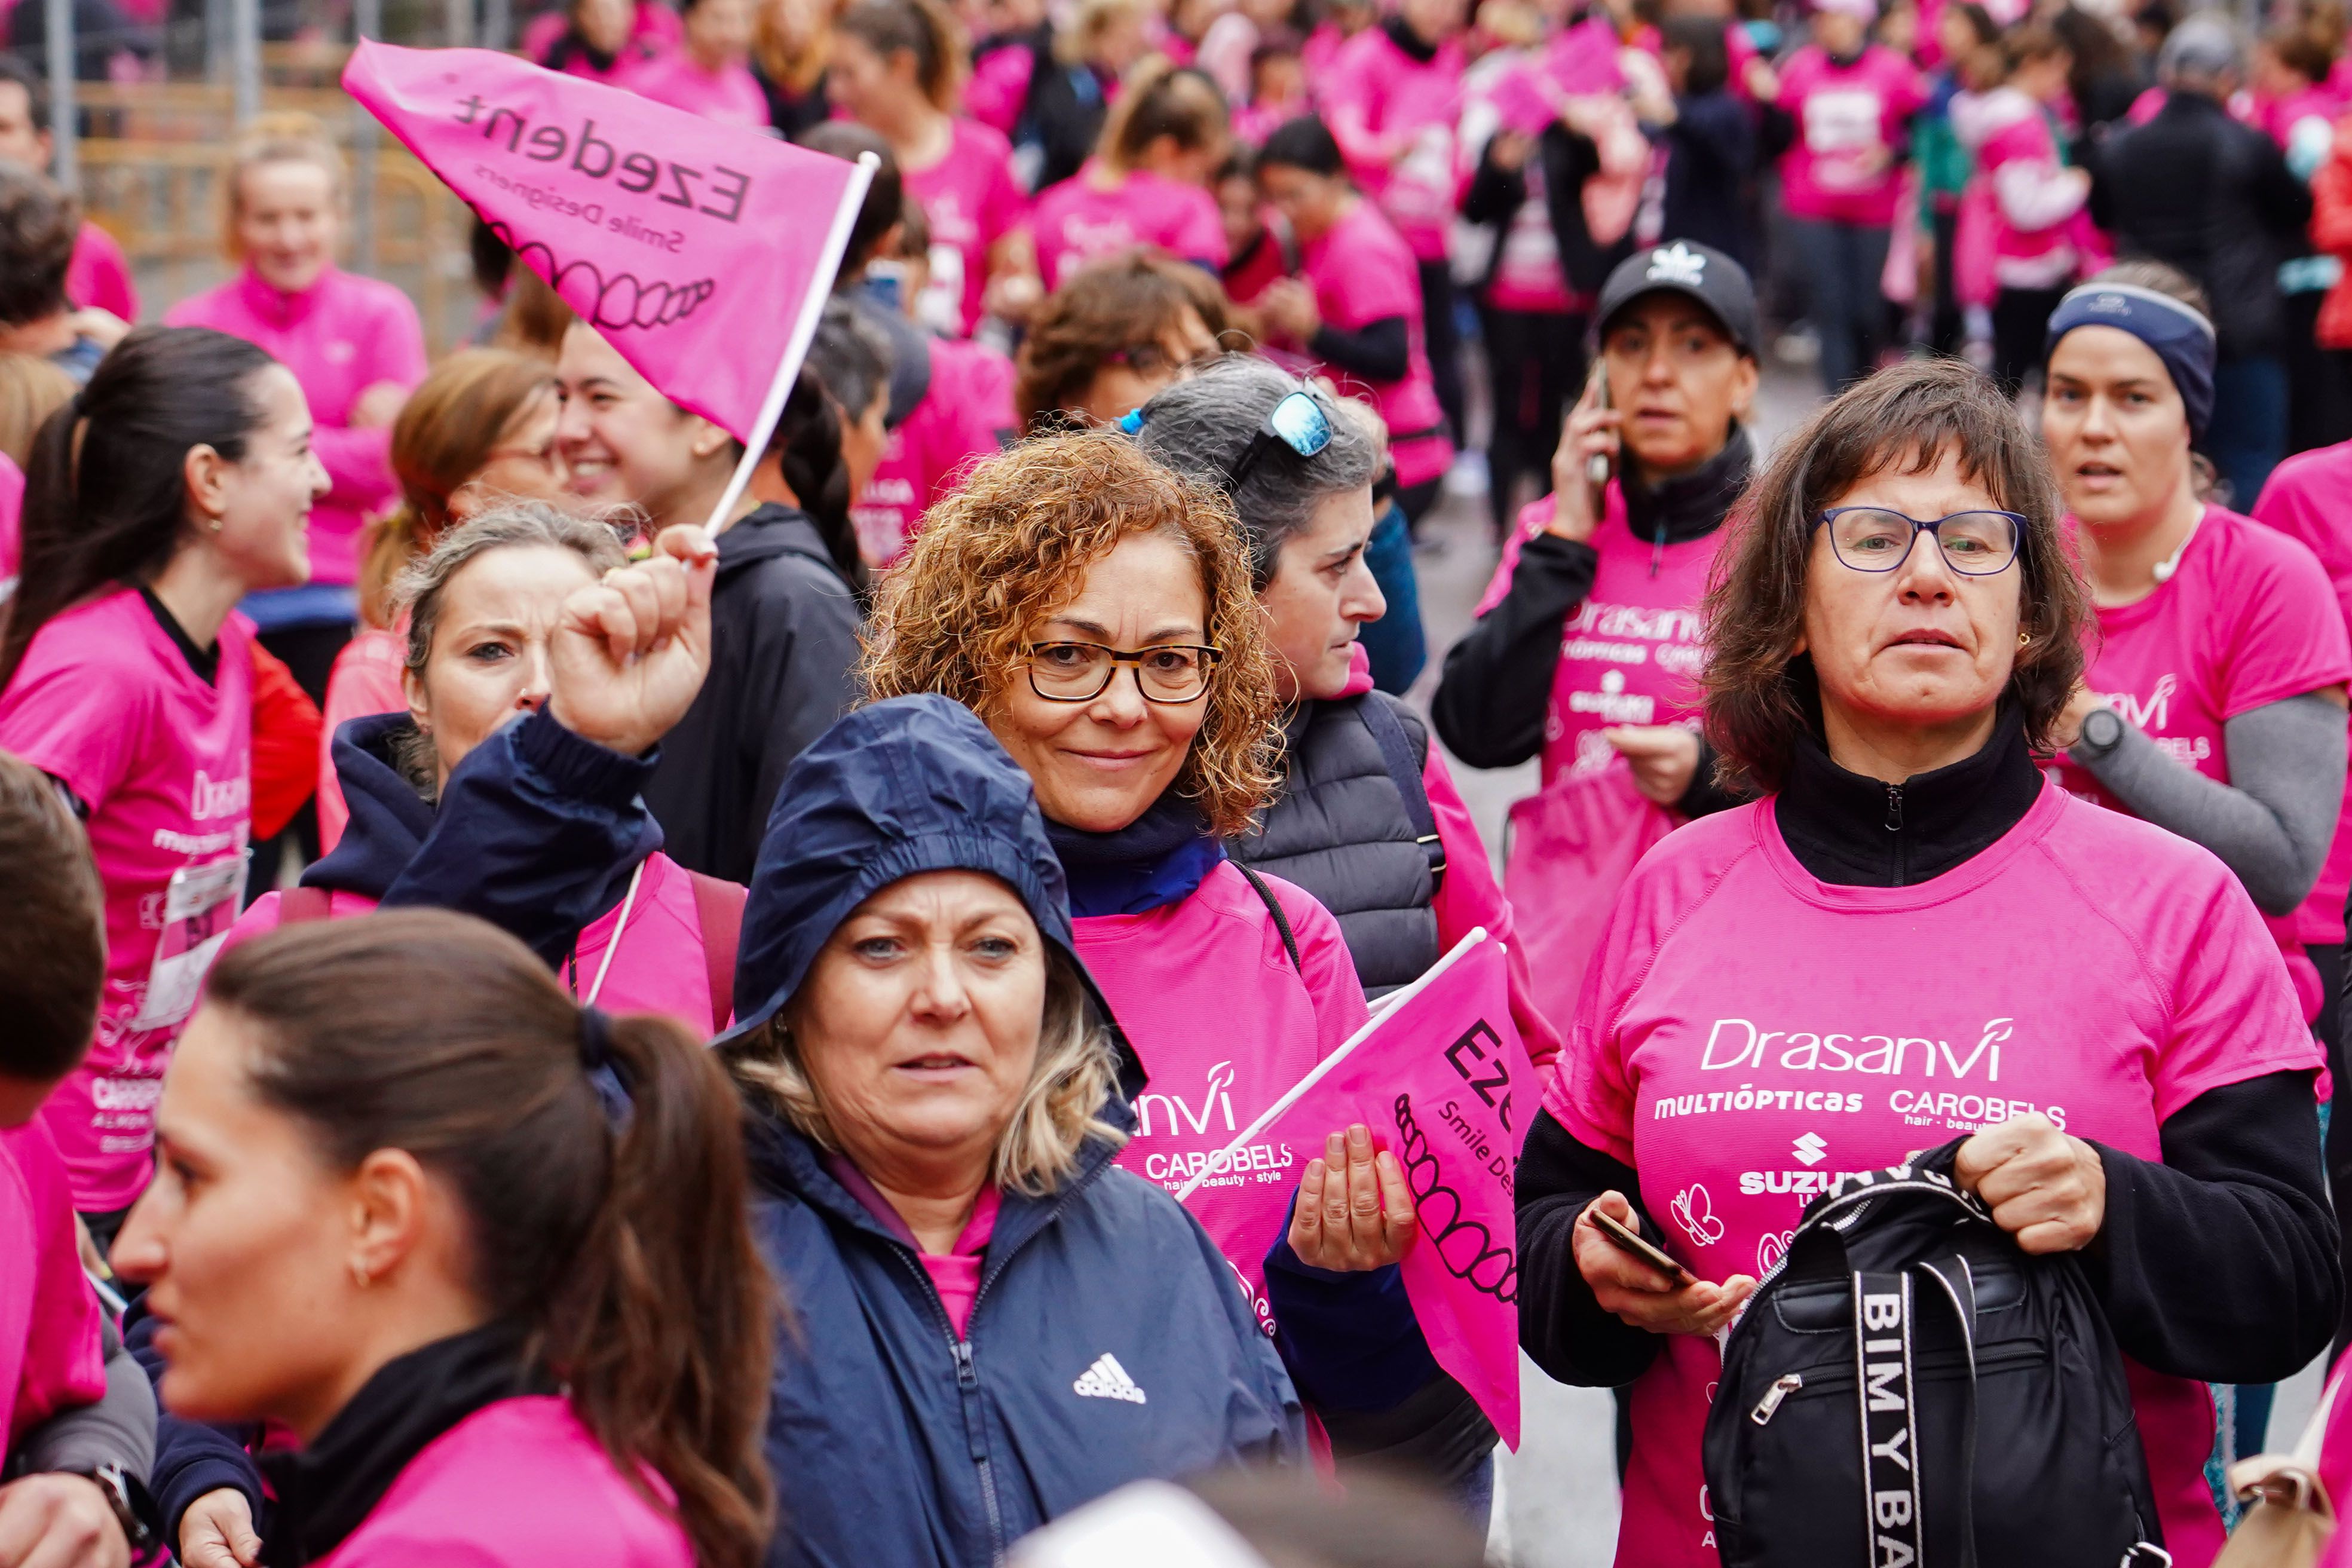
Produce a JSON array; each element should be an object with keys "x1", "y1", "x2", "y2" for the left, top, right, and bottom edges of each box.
[
  {"x1": 1060, "y1": 0, "x2": 1149, "y2": 65},
  {"x1": 223, "y1": 112, "x2": 347, "y2": 262},
  {"x1": 860, "y1": 430, "x2": 1281, "y2": 838},
  {"x1": 733, "y1": 948, "x2": 1126, "y2": 1193},
  {"x1": 358, "y1": 349, "x2": 561, "y2": 629},
  {"x1": 1097, "y1": 56, "x2": 1227, "y2": 173},
  {"x1": 0, "y1": 351, "x2": 73, "y2": 468}
]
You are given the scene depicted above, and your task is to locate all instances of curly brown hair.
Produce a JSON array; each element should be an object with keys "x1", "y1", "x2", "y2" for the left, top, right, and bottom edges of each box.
[
  {"x1": 1701, "y1": 357, "x2": 2090, "y2": 794},
  {"x1": 862, "y1": 429, "x2": 1281, "y2": 836}
]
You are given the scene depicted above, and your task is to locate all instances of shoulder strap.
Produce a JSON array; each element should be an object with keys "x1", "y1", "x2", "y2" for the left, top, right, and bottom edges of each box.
[
  {"x1": 688, "y1": 871, "x2": 748, "y2": 1034},
  {"x1": 278, "y1": 886, "x2": 333, "y2": 924},
  {"x1": 1356, "y1": 694, "x2": 1447, "y2": 892},
  {"x1": 1233, "y1": 862, "x2": 1303, "y2": 975}
]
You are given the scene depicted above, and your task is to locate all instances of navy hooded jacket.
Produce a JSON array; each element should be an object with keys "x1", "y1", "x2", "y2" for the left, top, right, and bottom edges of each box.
[{"x1": 385, "y1": 696, "x2": 1304, "y2": 1566}]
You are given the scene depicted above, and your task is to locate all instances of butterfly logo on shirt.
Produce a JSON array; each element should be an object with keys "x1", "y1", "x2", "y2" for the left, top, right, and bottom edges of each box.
[
  {"x1": 1756, "y1": 1228, "x2": 1796, "y2": 1279},
  {"x1": 1670, "y1": 1183, "x2": 1725, "y2": 1248}
]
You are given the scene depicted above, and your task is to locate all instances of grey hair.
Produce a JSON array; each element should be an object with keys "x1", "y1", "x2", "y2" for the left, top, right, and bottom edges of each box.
[
  {"x1": 1133, "y1": 354, "x2": 1384, "y2": 590},
  {"x1": 2158, "y1": 13, "x2": 2244, "y2": 87},
  {"x1": 388, "y1": 500, "x2": 635, "y2": 795},
  {"x1": 733, "y1": 945, "x2": 1128, "y2": 1196},
  {"x1": 809, "y1": 298, "x2": 894, "y2": 425}
]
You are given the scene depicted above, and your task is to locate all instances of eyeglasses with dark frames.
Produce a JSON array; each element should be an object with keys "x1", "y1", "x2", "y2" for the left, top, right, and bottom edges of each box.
[
  {"x1": 1022, "y1": 641, "x2": 1223, "y2": 704},
  {"x1": 1812, "y1": 507, "x2": 2026, "y2": 575}
]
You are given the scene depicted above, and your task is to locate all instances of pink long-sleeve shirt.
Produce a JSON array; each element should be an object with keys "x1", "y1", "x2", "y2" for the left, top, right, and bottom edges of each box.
[
  {"x1": 1318, "y1": 23, "x2": 1468, "y2": 262},
  {"x1": 166, "y1": 266, "x2": 428, "y2": 587}
]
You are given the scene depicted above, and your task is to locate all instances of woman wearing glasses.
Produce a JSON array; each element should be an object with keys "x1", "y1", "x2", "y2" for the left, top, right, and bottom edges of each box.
[
  {"x1": 1516, "y1": 357, "x2": 2337, "y2": 1568},
  {"x1": 1129, "y1": 356, "x2": 1549, "y2": 1518},
  {"x1": 863, "y1": 431, "x2": 1443, "y2": 1413},
  {"x1": 316, "y1": 349, "x2": 571, "y2": 853}
]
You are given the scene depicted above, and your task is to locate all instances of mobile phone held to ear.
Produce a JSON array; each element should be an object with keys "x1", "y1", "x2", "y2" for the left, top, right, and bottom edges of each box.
[
  {"x1": 1584, "y1": 359, "x2": 1612, "y2": 489},
  {"x1": 1590, "y1": 1204, "x2": 1695, "y2": 1285}
]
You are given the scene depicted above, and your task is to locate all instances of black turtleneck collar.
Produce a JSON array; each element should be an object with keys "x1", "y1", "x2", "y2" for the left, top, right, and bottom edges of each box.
[
  {"x1": 260, "y1": 1321, "x2": 549, "y2": 1567},
  {"x1": 1383, "y1": 13, "x2": 1440, "y2": 62},
  {"x1": 1772, "y1": 702, "x2": 2043, "y2": 888},
  {"x1": 1620, "y1": 425, "x2": 1753, "y2": 554}
]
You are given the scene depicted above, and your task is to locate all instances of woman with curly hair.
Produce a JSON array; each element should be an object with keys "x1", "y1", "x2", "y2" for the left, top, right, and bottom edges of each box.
[{"x1": 865, "y1": 430, "x2": 1434, "y2": 1400}]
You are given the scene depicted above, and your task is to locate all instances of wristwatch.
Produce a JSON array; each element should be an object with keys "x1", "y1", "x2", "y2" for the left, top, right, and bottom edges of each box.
[
  {"x1": 66, "y1": 1463, "x2": 159, "y2": 1554},
  {"x1": 2076, "y1": 706, "x2": 2126, "y2": 761}
]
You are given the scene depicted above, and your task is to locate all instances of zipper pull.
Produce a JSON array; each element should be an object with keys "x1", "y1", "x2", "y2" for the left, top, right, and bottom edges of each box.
[
  {"x1": 1651, "y1": 520, "x2": 1667, "y2": 577},
  {"x1": 1884, "y1": 783, "x2": 1903, "y2": 833},
  {"x1": 1750, "y1": 1373, "x2": 1803, "y2": 1425},
  {"x1": 953, "y1": 1340, "x2": 978, "y2": 1389}
]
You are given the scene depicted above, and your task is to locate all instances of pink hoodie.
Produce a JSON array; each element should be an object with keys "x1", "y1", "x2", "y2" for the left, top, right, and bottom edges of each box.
[
  {"x1": 166, "y1": 267, "x2": 429, "y2": 588},
  {"x1": 232, "y1": 850, "x2": 728, "y2": 1036},
  {"x1": 314, "y1": 1395, "x2": 692, "y2": 1568},
  {"x1": 1319, "y1": 23, "x2": 1469, "y2": 262}
]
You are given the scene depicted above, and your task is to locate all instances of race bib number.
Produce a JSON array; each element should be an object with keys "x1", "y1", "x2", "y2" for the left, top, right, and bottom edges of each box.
[
  {"x1": 131, "y1": 855, "x2": 246, "y2": 1031},
  {"x1": 1803, "y1": 88, "x2": 1885, "y2": 188}
]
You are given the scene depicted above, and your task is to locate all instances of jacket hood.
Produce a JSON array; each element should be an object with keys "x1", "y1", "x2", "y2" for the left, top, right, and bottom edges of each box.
[
  {"x1": 1950, "y1": 85, "x2": 2035, "y2": 151},
  {"x1": 303, "y1": 713, "x2": 439, "y2": 900},
  {"x1": 716, "y1": 503, "x2": 846, "y2": 580},
  {"x1": 718, "y1": 694, "x2": 1143, "y2": 1094}
]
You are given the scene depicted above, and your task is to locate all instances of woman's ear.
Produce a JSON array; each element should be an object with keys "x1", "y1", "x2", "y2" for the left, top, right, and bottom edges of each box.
[
  {"x1": 403, "y1": 663, "x2": 431, "y2": 736},
  {"x1": 345, "y1": 1146, "x2": 433, "y2": 1290},
  {"x1": 184, "y1": 443, "x2": 230, "y2": 533},
  {"x1": 1729, "y1": 356, "x2": 1760, "y2": 423},
  {"x1": 688, "y1": 414, "x2": 734, "y2": 464}
]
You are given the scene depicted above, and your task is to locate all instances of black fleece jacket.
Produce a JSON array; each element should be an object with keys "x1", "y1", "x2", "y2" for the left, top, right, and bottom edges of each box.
[
  {"x1": 1517, "y1": 712, "x2": 2340, "y2": 1389},
  {"x1": 641, "y1": 503, "x2": 861, "y2": 883},
  {"x1": 1432, "y1": 433, "x2": 1753, "y2": 814}
]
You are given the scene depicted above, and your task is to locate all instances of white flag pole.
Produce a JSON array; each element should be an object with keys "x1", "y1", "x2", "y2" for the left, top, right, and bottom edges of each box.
[
  {"x1": 701, "y1": 150, "x2": 880, "y2": 535},
  {"x1": 1171, "y1": 927, "x2": 1490, "y2": 1204}
]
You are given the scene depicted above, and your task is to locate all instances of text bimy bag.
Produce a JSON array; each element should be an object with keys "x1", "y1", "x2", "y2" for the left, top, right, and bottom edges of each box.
[{"x1": 1704, "y1": 1141, "x2": 2172, "y2": 1567}]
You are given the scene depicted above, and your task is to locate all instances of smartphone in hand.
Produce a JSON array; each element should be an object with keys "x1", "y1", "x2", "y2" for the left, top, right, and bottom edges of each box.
[
  {"x1": 1584, "y1": 359, "x2": 1613, "y2": 489},
  {"x1": 1590, "y1": 1203, "x2": 1695, "y2": 1285}
]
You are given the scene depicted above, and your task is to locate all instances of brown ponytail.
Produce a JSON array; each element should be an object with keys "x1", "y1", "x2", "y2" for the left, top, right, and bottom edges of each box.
[
  {"x1": 201, "y1": 911, "x2": 775, "y2": 1568},
  {"x1": 1098, "y1": 58, "x2": 1229, "y2": 173},
  {"x1": 839, "y1": 0, "x2": 966, "y2": 111}
]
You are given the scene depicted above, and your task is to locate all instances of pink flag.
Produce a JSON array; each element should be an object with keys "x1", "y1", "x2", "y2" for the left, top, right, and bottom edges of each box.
[
  {"x1": 342, "y1": 39, "x2": 869, "y2": 449},
  {"x1": 1181, "y1": 933, "x2": 1530, "y2": 1446}
]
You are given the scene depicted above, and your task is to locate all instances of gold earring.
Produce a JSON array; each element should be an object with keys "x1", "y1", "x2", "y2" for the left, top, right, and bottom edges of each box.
[
  {"x1": 350, "y1": 1258, "x2": 372, "y2": 1288},
  {"x1": 207, "y1": 517, "x2": 224, "y2": 535},
  {"x1": 2018, "y1": 632, "x2": 2031, "y2": 648}
]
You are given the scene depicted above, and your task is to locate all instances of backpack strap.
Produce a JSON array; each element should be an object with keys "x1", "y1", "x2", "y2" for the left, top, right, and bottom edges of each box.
[
  {"x1": 1854, "y1": 1270, "x2": 1935, "y2": 1568},
  {"x1": 1234, "y1": 862, "x2": 1303, "y2": 975},
  {"x1": 278, "y1": 886, "x2": 333, "y2": 924},
  {"x1": 688, "y1": 871, "x2": 748, "y2": 1035},
  {"x1": 1356, "y1": 694, "x2": 1447, "y2": 893}
]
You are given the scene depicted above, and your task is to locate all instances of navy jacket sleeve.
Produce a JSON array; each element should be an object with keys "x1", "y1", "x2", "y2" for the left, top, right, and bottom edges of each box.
[
  {"x1": 377, "y1": 708, "x2": 663, "y2": 969},
  {"x1": 1262, "y1": 1221, "x2": 1440, "y2": 1413},
  {"x1": 124, "y1": 1304, "x2": 265, "y2": 1545},
  {"x1": 1309, "y1": 317, "x2": 1412, "y2": 385}
]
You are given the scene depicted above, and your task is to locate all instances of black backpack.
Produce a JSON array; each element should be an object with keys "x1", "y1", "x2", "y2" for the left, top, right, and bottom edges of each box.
[{"x1": 1703, "y1": 1140, "x2": 2175, "y2": 1568}]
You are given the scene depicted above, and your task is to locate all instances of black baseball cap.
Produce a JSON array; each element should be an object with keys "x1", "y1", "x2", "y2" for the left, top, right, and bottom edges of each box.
[{"x1": 1594, "y1": 240, "x2": 1759, "y2": 357}]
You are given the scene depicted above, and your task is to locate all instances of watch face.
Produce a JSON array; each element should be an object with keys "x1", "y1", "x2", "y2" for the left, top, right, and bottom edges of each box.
[{"x1": 2084, "y1": 709, "x2": 2121, "y2": 748}]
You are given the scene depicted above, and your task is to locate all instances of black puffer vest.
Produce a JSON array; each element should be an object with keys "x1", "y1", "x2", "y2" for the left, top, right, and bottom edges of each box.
[{"x1": 1232, "y1": 691, "x2": 1443, "y2": 994}]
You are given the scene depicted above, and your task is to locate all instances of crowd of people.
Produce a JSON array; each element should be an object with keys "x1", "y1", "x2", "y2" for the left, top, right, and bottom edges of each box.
[{"x1": 14, "y1": 0, "x2": 2352, "y2": 1562}]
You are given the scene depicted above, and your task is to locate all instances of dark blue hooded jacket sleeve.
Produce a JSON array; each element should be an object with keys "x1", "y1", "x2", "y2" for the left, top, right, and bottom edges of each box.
[{"x1": 374, "y1": 708, "x2": 663, "y2": 969}]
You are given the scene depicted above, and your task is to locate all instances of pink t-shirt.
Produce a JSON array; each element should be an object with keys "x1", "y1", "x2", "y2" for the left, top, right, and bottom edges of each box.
[
  {"x1": 2051, "y1": 506, "x2": 2352, "y2": 1021},
  {"x1": 2251, "y1": 446, "x2": 2352, "y2": 948},
  {"x1": 166, "y1": 268, "x2": 429, "y2": 587},
  {"x1": 315, "y1": 626, "x2": 407, "y2": 855},
  {"x1": 623, "y1": 50, "x2": 771, "y2": 130},
  {"x1": 966, "y1": 41, "x2": 1036, "y2": 137},
  {"x1": 903, "y1": 120, "x2": 1027, "y2": 336},
  {"x1": 67, "y1": 221, "x2": 139, "y2": 321},
  {"x1": 316, "y1": 1396, "x2": 692, "y2": 1568},
  {"x1": 1083, "y1": 860, "x2": 1370, "y2": 1336},
  {"x1": 1292, "y1": 200, "x2": 1453, "y2": 489},
  {"x1": 1320, "y1": 24, "x2": 1469, "y2": 261},
  {"x1": 1028, "y1": 164, "x2": 1229, "y2": 290},
  {"x1": 1774, "y1": 44, "x2": 1927, "y2": 226},
  {"x1": 853, "y1": 334, "x2": 1014, "y2": 565},
  {"x1": 920, "y1": 1185, "x2": 1000, "y2": 1338},
  {"x1": 235, "y1": 850, "x2": 722, "y2": 1037},
  {"x1": 1551, "y1": 786, "x2": 2323, "y2": 1568},
  {"x1": 0, "y1": 1121, "x2": 107, "y2": 1454},
  {"x1": 0, "y1": 451, "x2": 24, "y2": 586},
  {"x1": 0, "y1": 589, "x2": 254, "y2": 1211}
]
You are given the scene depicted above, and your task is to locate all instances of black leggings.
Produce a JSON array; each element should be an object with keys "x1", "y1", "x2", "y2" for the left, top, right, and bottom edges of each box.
[{"x1": 1418, "y1": 258, "x2": 1466, "y2": 451}]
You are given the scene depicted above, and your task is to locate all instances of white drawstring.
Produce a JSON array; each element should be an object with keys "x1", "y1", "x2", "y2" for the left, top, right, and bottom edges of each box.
[{"x1": 582, "y1": 860, "x2": 645, "y2": 1008}]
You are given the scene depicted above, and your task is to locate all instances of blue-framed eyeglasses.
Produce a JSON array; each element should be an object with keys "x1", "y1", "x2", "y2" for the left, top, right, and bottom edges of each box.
[{"x1": 1812, "y1": 507, "x2": 2025, "y2": 575}]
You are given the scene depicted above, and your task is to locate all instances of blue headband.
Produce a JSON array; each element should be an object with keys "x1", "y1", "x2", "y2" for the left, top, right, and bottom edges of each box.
[{"x1": 2044, "y1": 282, "x2": 2217, "y2": 439}]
